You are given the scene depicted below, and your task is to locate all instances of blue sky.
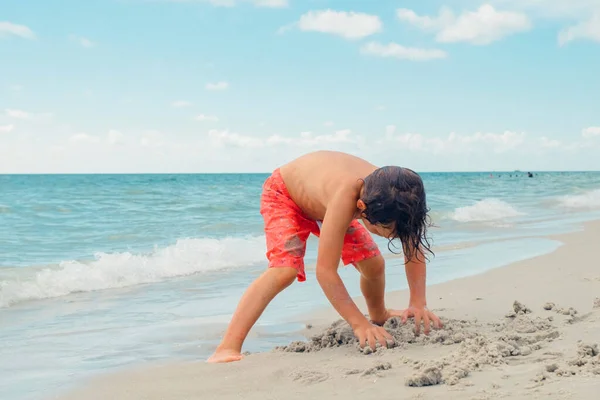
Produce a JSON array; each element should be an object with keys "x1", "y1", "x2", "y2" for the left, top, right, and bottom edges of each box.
[{"x1": 1, "y1": 0, "x2": 599, "y2": 173}]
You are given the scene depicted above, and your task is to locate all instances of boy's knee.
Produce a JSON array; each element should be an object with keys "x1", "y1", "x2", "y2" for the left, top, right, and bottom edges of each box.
[
  {"x1": 355, "y1": 254, "x2": 385, "y2": 280},
  {"x1": 269, "y1": 266, "x2": 299, "y2": 287}
]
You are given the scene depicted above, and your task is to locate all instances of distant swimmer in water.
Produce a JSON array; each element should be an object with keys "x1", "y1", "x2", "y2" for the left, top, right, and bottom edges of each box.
[{"x1": 527, "y1": 172, "x2": 533, "y2": 178}]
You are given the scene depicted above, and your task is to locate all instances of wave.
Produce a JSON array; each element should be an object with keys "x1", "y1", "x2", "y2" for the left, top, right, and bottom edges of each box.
[
  {"x1": 555, "y1": 188, "x2": 600, "y2": 210},
  {"x1": 0, "y1": 236, "x2": 266, "y2": 308},
  {"x1": 450, "y1": 198, "x2": 524, "y2": 223}
]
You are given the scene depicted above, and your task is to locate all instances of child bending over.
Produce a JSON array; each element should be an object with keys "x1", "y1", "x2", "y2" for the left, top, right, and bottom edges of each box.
[{"x1": 208, "y1": 150, "x2": 441, "y2": 363}]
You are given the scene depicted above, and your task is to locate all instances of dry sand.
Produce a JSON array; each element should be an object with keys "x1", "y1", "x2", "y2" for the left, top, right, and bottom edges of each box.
[{"x1": 53, "y1": 221, "x2": 600, "y2": 400}]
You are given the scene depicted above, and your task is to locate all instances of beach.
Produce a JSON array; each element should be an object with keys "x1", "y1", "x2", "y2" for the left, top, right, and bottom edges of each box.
[
  {"x1": 54, "y1": 220, "x2": 600, "y2": 400},
  {"x1": 3, "y1": 1, "x2": 600, "y2": 397},
  {"x1": 2, "y1": 172, "x2": 599, "y2": 400}
]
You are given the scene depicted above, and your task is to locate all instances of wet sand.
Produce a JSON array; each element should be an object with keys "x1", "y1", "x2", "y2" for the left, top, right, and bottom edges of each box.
[{"x1": 53, "y1": 221, "x2": 600, "y2": 400}]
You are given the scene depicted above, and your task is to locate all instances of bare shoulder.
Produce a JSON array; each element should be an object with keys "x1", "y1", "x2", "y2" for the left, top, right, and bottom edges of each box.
[
  {"x1": 325, "y1": 180, "x2": 361, "y2": 216},
  {"x1": 284, "y1": 151, "x2": 376, "y2": 171},
  {"x1": 279, "y1": 151, "x2": 375, "y2": 220}
]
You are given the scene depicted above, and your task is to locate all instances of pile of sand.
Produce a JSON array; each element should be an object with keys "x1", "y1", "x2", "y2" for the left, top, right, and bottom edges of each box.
[
  {"x1": 276, "y1": 317, "x2": 477, "y2": 355},
  {"x1": 276, "y1": 300, "x2": 599, "y2": 387},
  {"x1": 536, "y1": 342, "x2": 600, "y2": 378}
]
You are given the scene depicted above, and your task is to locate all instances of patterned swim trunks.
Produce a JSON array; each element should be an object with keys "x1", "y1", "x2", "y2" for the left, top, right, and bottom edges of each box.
[{"x1": 259, "y1": 168, "x2": 381, "y2": 282}]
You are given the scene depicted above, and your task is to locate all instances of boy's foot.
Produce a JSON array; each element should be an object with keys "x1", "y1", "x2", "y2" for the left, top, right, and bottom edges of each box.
[{"x1": 207, "y1": 348, "x2": 243, "y2": 363}]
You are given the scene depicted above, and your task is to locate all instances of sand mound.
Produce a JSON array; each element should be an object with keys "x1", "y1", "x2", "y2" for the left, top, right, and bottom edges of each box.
[
  {"x1": 405, "y1": 306, "x2": 560, "y2": 387},
  {"x1": 344, "y1": 362, "x2": 393, "y2": 377},
  {"x1": 540, "y1": 301, "x2": 581, "y2": 324},
  {"x1": 276, "y1": 301, "x2": 565, "y2": 387},
  {"x1": 534, "y1": 342, "x2": 600, "y2": 384},
  {"x1": 275, "y1": 319, "x2": 357, "y2": 353},
  {"x1": 275, "y1": 316, "x2": 477, "y2": 354}
]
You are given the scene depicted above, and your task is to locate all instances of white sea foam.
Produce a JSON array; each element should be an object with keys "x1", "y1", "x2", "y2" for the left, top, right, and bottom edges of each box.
[
  {"x1": 0, "y1": 236, "x2": 266, "y2": 308},
  {"x1": 450, "y1": 198, "x2": 524, "y2": 223},
  {"x1": 555, "y1": 188, "x2": 600, "y2": 210}
]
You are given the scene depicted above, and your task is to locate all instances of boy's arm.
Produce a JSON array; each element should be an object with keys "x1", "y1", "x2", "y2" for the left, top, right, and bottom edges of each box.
[
  {"x1": 315, "y1": 190, "x2": 393, "y2": 349},
  {"x1": 400, "y1": 248, "x2": 443, "y2": 334},
  {"x1": 405, "y1": 251, "x2": 427, "y2": 308},
  {"x1": 315, "y1": 190, "x2": 369, "y2": 329}
]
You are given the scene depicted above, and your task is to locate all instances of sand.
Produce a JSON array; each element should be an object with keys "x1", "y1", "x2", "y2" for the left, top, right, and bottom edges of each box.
[{"x1": 53, "y1": 221, "x2": 600, "y2": 400}]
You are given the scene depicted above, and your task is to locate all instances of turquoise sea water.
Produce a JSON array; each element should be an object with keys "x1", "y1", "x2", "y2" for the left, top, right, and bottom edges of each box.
[{"x1": 2, "y1": 171, "x2": 600, "y2": 400}]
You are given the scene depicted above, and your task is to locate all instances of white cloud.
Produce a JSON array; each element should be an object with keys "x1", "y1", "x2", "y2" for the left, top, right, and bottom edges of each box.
[
  {"x1": 2, "y1": 125, "x2": 598, "y2": 173},
  {"x1": 70, "y1": 133, "x2": 101, "y2": 144},
  {"x1": 79, "y1": 37, "x2": 94, "y2": 48},
  {"x1": 140, "y1": 131, "x2": 165, "y2": 148},
  {"x1": 397, "y1": 4, "x2": 532, "y2": 45},
  {"x1": 195, "y1": 114, "x2": 219, "y2": 122},
  {"x1": 207, "y1": 0, "x2": 236, "y2": 6},
  {"x1": 396, "y1": 7, "x2": 455, "y2": 30},
  {"x1": 252, "y1": 0, "x2": 287, "y2": 7},
  {"x1": 360, "y1": 41, "x2": 448, "y2": 61},
  {"x1": 582, "y1": 126, "x2": 600, "y2": 138},
  {"x1": 540, "y1": 136, "x2": 561, "y2": 148},
  {"x1": 161, "y1": 0, "x2": 235, "y2": 6},
  {"x1": 207, "y1": 128, "x2": 358, "y2": 149},
  {"x1": 4, "y1": 109, "x2": 53, "y2": 120},
  {"x1": 268, "y1": 129, "x2": 356, "y2": 146},
  {"x1": 208, "y1": 129, "x2": 264, "y2": 148},
  {"x1": 70, "y1": 35, "x2": 95, "y2": 48},
  {"x1": 488, "y1": 0, "x2": 599, "y2": 19},
  {"x1": 558, "y1": 13, "x2": 600, "y2": 45},
  {"x1": 107, "y1": 130, "x2": 125, "y2": 145},
  {"x1": 205, "y1": 81, "x2": 229, "y2": 90},
  {"x1": 5, "y1": 109, "x2": 30, "y2": 119},
  {"x1": 0, "y1": 124, "x2": 14, "y2": 133},
  {"x1": 166, "y1": 0, "x2": 286, "y2": 8},
  {"x1": 379, "y1": 130, "x2": 527, "y2": 154},
  {"x1": 323, "y1": 121, "x2": 334, "y2": 127},
  {"x1": 68, "y1": 130, "x2": 125, "y2": 146},
  {"x1": 0, "y1": 21, "x2": 35, "y2": 39},
  {"x1": 385, "y1": 125, "x2": 396, "y2": 137},
  {"x1": 172, "y1": 100, "x2": 192, "y2": 107},
  {"x1": 287, "y1": 10, "x2": 383, "y2": 40},
  {"x1": 475, "y1": 1, "x2": 600, "y2": 44}
]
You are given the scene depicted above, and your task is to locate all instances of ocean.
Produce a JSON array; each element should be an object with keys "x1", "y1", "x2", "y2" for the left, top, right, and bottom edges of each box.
[{"x1": 1, "y1": 171, "x2": 600, "y2": 400}]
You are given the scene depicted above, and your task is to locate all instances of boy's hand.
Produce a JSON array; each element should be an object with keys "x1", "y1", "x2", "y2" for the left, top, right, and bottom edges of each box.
[
  {"x1": 371, "y1": 307, "x2": 443, "y2": 336},
  {"x1": 399, "y1": 305, "x2": 442, "y2": 335},
  {"x1": 353, "y1": 320, "x2": 394, "y2": 351}
]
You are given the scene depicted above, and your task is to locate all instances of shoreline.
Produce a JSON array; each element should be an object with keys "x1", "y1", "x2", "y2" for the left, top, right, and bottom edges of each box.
[
  {"x1": 286, "y1": 229, "x2": 574, "y2": 335},
  {"x1": 53, "y1": 220, "x2": 600, "y2": 400}
]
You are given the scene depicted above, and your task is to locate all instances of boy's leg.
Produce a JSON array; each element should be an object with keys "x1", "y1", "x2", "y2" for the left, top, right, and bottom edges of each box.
[
  {"x1": 340, "y1": 221, "x2": 387, "y2": 324},
  {"x1": 207, "y1": 266, "x2": 298, "y2": 363},
  {"x1": 354, "y1": 254, "x2": 388, "y2": 325},
  {"x1": 208, "y1": 169, "x2": 312, "y2": 363}
]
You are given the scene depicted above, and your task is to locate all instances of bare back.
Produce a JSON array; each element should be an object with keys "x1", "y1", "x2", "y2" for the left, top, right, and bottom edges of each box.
[{"x1": 279, "y1": 151, "x2": 378, "y2": 221}]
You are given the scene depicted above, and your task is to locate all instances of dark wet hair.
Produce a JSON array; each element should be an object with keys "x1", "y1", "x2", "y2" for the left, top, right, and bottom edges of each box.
[{"x1": 359, "y1": 166, "x2": 433, "y2": 262}]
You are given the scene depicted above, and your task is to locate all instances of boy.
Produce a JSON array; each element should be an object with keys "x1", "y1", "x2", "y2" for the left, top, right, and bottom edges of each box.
[{"x1": 208, "y1": 151, "x2": 441, "y2": 363}]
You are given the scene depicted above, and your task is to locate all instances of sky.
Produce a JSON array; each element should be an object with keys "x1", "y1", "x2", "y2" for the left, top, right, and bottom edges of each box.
[{"x1": 1, "y1": 0, "x2": 599, "y2": 173}]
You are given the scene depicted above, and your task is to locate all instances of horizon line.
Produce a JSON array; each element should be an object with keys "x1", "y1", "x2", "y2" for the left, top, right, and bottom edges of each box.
[{"x1": 1, "y1": 169, "x2": 599, "y2": 176}]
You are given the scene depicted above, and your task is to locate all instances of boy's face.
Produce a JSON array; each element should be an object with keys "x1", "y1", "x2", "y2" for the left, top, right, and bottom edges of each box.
[
  {"x1": 356, "y1": 200, "x2": 395, "y2": 238},
  {"x1": 362, "y1": 218, "x2": 395, "y2": 238}
]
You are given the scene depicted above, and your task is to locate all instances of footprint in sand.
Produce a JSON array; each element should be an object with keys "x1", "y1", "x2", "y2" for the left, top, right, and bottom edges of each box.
[{"x1": 290, "y1": 370, "x2": 329, "y2": 385}]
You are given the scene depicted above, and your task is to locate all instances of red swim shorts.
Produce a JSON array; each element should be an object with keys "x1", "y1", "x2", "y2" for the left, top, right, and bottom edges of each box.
[{"x1": 260, "y1": 168, "x2": 381, "y2": 282}]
